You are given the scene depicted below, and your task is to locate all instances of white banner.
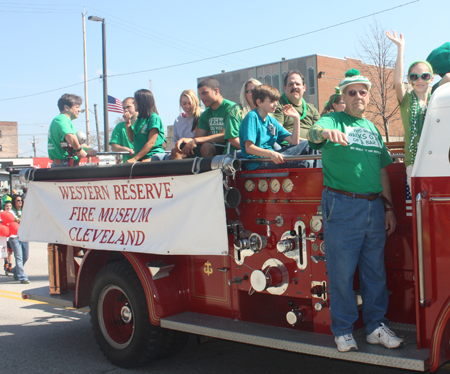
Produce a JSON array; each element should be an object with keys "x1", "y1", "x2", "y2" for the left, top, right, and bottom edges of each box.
[{"x1": 18, "y1": 170, "x2": 228, "y2": 255}]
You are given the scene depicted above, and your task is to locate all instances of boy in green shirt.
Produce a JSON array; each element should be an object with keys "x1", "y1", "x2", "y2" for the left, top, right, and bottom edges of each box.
[
  {"x1": 181, "y1": 78, "x2": 235, "y2": 157},
  {"x1": 109, "y1": 97, "x2": 136, "y2": 163},
  {"x1": 48, "y1": 94, "x2": 96, "y2": 167}
]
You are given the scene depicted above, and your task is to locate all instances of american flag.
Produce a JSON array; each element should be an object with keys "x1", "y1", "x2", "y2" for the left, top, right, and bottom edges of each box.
[
  {"x1": 107, "y1": 95, "x2": 123, "y2": 113},
  {"x1": 405, "y1": 178, "x2": 412, "y2": 217}
]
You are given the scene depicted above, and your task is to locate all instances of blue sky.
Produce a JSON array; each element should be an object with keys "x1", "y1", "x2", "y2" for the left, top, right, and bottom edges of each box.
[{"x1": 0, "y1": 0, "x2": 444, "y2": 157}]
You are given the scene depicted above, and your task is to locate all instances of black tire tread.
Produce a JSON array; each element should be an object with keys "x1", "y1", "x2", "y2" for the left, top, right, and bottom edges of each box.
[{"x1": 90, "y1": 261, "x2": 165, "y2": 368}]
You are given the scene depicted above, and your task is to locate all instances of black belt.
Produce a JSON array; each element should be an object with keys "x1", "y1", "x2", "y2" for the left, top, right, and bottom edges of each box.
[{"x1": 326, "y1": 186, "x2": 381, "y2": 201}]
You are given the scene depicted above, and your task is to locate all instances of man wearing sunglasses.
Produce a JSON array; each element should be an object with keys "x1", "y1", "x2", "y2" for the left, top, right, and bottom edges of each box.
[{"x1": 307, "y1": 69, "x2": 402, "y2": 353}]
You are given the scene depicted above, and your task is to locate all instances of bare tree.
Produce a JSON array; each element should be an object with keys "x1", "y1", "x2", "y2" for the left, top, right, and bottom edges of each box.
[{"x1": 356, "y1": 20, "x2": 400, "y2": 142}]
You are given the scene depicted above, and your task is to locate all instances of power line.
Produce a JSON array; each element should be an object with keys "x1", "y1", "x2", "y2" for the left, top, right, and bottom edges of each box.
[
  {"x1": 0, "y1": 77, "x2": 98, "y2": 102},
  {"x1": 110, "y1": 0, "x2": 420, "y2": 78},
  {"x1": 0, "y1": 0, "x2": 419, "y2": 101}
]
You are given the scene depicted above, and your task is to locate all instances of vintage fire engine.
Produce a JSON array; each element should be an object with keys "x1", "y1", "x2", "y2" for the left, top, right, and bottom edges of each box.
[{"x1": 18, "y1": 84, "x2": 450, "y2": 372}]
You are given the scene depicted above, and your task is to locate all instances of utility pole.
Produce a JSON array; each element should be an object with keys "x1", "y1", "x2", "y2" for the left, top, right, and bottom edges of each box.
[
  {"x1": 33, "y1": 136, "x2": 37, "y2": 157},
  {"x1": 94, "y1": 104, "x2": 101, "y2": 151},
  {"x1": 82, "y1": 10, "x2": 91, "y2": 146}
]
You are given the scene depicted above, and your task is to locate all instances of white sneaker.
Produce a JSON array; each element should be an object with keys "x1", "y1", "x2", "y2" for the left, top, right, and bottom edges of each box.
[
  {"x1": 335, "y1": 334, "x2": 358, "y2": 352},
  {"x1": 366, "y1": 323, "x2": 403, "y2": 349}
]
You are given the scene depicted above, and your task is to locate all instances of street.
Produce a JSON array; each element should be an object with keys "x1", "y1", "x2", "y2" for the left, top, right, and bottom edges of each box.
[{"x1": 1, "y1": 242, "x2": 450, "y2": 374}]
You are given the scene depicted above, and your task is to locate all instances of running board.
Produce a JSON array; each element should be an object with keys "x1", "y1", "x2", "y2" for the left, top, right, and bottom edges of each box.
[
  {"x1": 161, "y1": 312, "x2": 429, "y2": 372},
  {"x1": 22, "y1": 286, "x2": 76, "y2": 308}
]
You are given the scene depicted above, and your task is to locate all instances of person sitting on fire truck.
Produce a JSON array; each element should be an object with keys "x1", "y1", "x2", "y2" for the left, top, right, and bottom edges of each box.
[
  {"x1": 180, "y1": 77, "x2": 235, "y2": 157},
  {"x1": 48, "y1": 94, "x2": 97, "y2": 168},
  {"x1": 126, "y1": 89, "x2": 166, "y2": 163},
  {"x1": 308, "y1": 69, "x2": 403, "y2": 353},
  {"x1": 170, "y1": 89, "x2": 203, "y2": 160},
  {"x1": 223, "y1": 78, "x2": 262, "y2": 154},
  {"x1": 239, "y1": 84, "x2": 311, "y2": 170},
  {"x1": 274, "y1": 70, "x2": 320, "y2": 146},
  {"x1": 109, "y1": 97, "x2": 136, "y2": 163}
]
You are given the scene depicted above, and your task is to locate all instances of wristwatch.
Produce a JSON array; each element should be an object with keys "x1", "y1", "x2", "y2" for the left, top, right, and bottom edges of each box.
[{"x1": 74, "y1": 147, "x2": 82, "y2": 152}]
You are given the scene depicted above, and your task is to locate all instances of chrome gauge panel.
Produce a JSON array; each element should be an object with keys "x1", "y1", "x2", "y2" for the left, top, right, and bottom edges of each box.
[
  {"x1": 282, "y1": 178, "x2": 294, "y2": 193},
  {"x1": 269, "y1": 179, "x2": 280, "y2": 193},
  {"x1": 258, "y1": 179, "x2": 268, "y2": 193}
]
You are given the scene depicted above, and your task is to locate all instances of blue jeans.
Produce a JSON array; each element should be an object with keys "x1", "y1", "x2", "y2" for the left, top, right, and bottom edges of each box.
[
  {"x1": 255, "y1": 141, "x2": 313, "y2": 169},
  {"x1": 10, "y1": 238, "x2": 29, "y2": 281},
  {"x1": 322, "y1": 188, "x2": 389, "y2": 336}
]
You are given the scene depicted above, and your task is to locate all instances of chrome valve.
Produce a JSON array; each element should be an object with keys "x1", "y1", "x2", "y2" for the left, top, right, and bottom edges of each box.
[
  {"x1": 256, "y1": 215, "x2": 284, "y2": 237},
  {"x1": 234, "y1": 238, "x2": 249, "y2": 251},
  {"x1": 277, "y1": 239, "x2": 295, "y2": 253},
  {"x1": 249, "y1": 233, "x2": 267, "y2": 253}
]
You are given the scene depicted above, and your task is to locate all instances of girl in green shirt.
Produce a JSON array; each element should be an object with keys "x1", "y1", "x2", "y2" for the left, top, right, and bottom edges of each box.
[
  {"x1": 386, "y1": 30, "x2": 434, "y2": 188},
  {"x1": 126, "y1": 89, "x2": 165, "y2": 162}
]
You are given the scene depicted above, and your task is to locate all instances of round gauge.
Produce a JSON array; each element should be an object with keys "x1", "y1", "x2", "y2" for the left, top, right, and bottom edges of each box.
[
  {"x1": 320, "y1": 242, "x2": 325, "y2": 254},
  {"x1": 312, "y1": 243, "x2": 319, "y2": 252},
  {"x1": 244, "y1": 179, "x2": 255, "y2": 192},
  {"x1": 282, "y1": 178, "x2": 294, "y2": 193},
  {"x1": 269, "y1": 179, "x2": 280, "y2": 193},
  {"x1": 258, "y1": 179, "x2": 268, "y2": 193},
  {"x1": 310, "y1": 218, "x2": 323, "y2": 232}
]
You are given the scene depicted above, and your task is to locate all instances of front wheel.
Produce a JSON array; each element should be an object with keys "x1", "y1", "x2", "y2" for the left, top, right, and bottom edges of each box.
[{"x1": 90, "y1": 261, "x2": 166, "y2": 368}]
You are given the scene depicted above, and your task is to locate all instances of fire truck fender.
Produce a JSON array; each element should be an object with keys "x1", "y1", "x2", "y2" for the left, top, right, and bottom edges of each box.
[
  {"x1": 122, "y1": 252, "x2": 187, "y2": 325},
  {"x1": 429, "y1": 296, "x2": 450, "y2": 372},
  {"x1": 75, "y1": 249, "x2": 109, "y2": 309},
  {"x1": 76, "y1": 249, "x2": 187, "y2": 325}
]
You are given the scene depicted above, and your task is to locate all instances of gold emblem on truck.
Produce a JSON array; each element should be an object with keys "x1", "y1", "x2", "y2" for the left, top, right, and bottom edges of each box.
[{"x1": 204, "y1": 261, "x2": 213, "y2": 276}]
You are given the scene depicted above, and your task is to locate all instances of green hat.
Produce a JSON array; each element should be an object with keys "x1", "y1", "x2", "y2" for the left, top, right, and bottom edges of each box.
[
  {"x1": 427, "y1": 42, "x2": 450, "y2": 77},
  {"x1": 339, "y1": 68, "x2": 371, "y2": 92}
]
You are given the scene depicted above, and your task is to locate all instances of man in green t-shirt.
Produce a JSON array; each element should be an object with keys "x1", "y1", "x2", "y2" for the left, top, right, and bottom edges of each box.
[
  {"x1": 308, "y1": 69, "x2": 402, "y2": 353},
  {"x1": 48, "y1": 94, "x2": 96, "y2": 168},
  {"x1": 109, "y1": 97, "x2": 136, "y2": 163},
  {"x1": 182, "y1": 77, "x2": 235, "y2": 157},
  {"x1": 274, "y1": 70, "x2": 320, "y2": 142}
]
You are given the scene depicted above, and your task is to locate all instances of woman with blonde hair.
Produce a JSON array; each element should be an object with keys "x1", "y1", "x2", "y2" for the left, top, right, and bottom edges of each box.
[
  {"x1": 171, "y1": 89, "x2": 203, "y2": 159},
  {"x1": 224, "y1": 78, "x2": 262, "y2": 152}
]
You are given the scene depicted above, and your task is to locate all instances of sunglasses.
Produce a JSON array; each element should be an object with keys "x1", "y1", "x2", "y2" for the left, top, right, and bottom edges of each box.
[
  {"x1": 347, "y1": 90, "x2": 368, "y2": 97},
  {"x1": 409, "y1": 73, "x2": 432, "y2": 82}
]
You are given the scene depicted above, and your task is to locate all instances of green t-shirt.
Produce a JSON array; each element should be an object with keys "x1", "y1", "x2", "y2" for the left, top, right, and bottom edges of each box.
[
  {"x1": 47, "y1": 113, "x2": 78, "y2": 161},
  {"x1": 274, "y1": 95, "x2": 320, "y2": 140},
  {"x1": 309, "y1": 112, "x2": 392, "y2": 194},
  {"x1": 198, "y1": 98, "x2": 235, "y2": 134},
  {"x1": 133, "y1": 113, "x2": 166, "y2": 160},
  {"x1": 399, "y1": 92, "x2": 427, "y2": 167},
  {"x1": 109, "y1": 122, "x2": 134, "y2": 163},
  {"x1": 224, "y1": 103, "x2": 244, "y2": 154}
]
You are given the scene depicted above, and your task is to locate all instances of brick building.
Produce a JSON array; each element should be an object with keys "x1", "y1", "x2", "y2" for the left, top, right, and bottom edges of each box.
[
  {"x1": 0, "y1": 121, "x2": 19, "y2": 157},
  {"x1": 199, "y1": 54, "x2": 403, "y2": 141}
]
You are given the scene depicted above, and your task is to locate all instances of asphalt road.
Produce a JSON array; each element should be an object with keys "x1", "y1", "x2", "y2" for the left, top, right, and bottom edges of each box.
[{"x1": 1, "y1": 242, "x2": 450, "y2": 374}]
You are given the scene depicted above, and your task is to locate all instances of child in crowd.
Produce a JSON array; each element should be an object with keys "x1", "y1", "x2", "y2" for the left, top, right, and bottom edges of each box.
[
  {"x1": 126, "y1": 89, "x2": 166, "y2": 163},
  {"x1": 2, "y1": 200, "x2": 14, "y2": 275},
  {"x1": 386, "y1": 30, "x2": 434, "y2": 188},
  {"x1": 321, "y1": 87, "x2": 345, "y2": 116},
  {"x1": 239, "y1": 85, "x2": 311, "y2": 170}
]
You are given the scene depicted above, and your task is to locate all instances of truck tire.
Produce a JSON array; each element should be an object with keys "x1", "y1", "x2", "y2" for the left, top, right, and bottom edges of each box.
[{"x1": 90, "y1": 261, "x2": 166, "y2": 368}]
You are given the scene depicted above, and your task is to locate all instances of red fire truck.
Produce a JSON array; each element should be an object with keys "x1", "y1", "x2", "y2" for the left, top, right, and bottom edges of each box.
[{"x1": 18, "y1": 84, "x2": 450, "y2": 372}]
